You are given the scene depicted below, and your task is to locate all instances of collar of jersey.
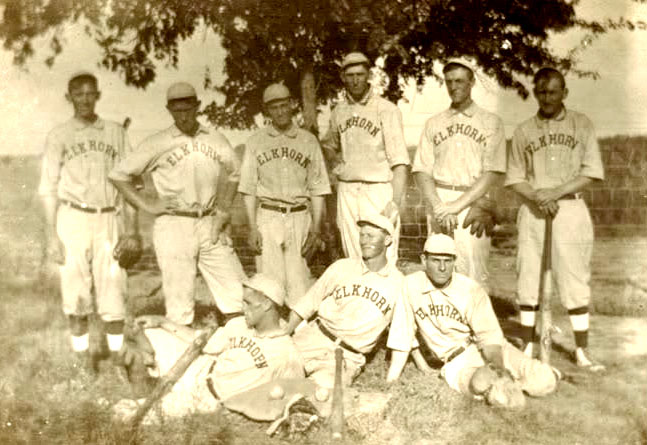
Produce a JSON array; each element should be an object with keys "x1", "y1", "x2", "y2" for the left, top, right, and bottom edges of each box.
[
  {"x1": 267, "y1": 123, "x2": 298, "y2": 139},
  {"x1": 360, "y1": 259, "x2": 393, "y2": 277},
  {"x1": 171, "y1": 124, "x2": 210, "y2": 138},
  {"x1": 72, "y1": 117, "x2": 104, "y2": 130},
  {"x1": 449, "y1": 101, "x2": 477, "y2": 118},
  {"x1": 425, "y1": 272, "x2": 459, "y2": 298},
  {"x1": 345, "y1": 87, "x2": 373, "y2": 106},
  {"x1": 535, "y1": 107, "x2": 567, "y2": 126}
]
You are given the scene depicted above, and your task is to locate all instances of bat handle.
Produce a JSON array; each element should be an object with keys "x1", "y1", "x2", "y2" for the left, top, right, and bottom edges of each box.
[{"x1": 331, "y1": 347, "x2": 344, "y2": 439}]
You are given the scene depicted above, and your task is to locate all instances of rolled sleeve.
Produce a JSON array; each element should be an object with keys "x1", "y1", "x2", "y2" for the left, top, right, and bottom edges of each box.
[
  {"x1": 381, "y1": 105, "x2": 410, "y2": 168},
  {"x1": 237, "y1": 143, "x2": 258, "y2": 196},
  {"x1": 482, "y1": 116, "x2": 507, "y2": 173},
  {"x1": 290, "y1": 260, "x2": 344, "y2": 320},
  {"x1": 386, "y1": 280, "x2": 416, "y2": 352},
  {"x1": 412, "y1": 120, "x2": 435, "y2": 174},
  {"x1": 467, "y1": 288, "x2": 505, "y2": 348},
  {"x1": 38, "y1": 131, "x2": 63, "y2": 197},
  {"x1": 504, "y1": 127, "x2": 528, "y2": 187},
  {"x1": 306, "y1": 138, "x2": 332, "y2": 196},
  {"x1": 579, "y1": 119, "x2": 604, "y2": 180}
]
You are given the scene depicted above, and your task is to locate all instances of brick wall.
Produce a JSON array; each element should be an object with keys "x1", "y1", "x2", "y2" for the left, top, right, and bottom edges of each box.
[{"x1": 132, "y1": 136, "x2": 647, "y2": 272}]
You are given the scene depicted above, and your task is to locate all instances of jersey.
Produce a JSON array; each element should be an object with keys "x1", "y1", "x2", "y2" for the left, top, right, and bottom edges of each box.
[
  {"x1": 109, "y1": 124, "x2": 240, "y2": 211},
  {"x1": 292, "y1": 258, "x2": 405, "y2": 354},
  {"x1": 238, "y1": 124, "x2": 331, "y2": 205},
  {"x1": 505, "y1": 108, "x2": 605, "y2": 189},
  {"x1": 320, "y1": 89, "x2": 410, "y2": 183},
  {"x1": 39, "y1": 117, "x2": 132, "y2": 206},
  {"x1": 387, "y1": 270, "x2": 504, "y2": 361},
  {"x1": 412, "y1": 102, "x2": 506, "y2": 187}
]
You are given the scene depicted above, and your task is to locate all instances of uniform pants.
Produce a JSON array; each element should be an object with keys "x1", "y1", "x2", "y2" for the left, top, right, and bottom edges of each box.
[
  {"x1": 57, "y1": 205, "x2": 126, "y2": 322},
  {"x1": 337, "y1": 181, "x2": 399, "y2": 263},
  {"x1": 427, "y1": 188, "x2": 491, "y2": 291},
  {"x1": 153, "y1": 215, "x2": 245, "y2": 325},
  {"x1": 516, "y1": 200, "x2": 593, "y2": 310},
  {"x1": 441, "y1": 342, "x2": 557, "y2": 397},
  {"x1": 255, "y1": 207, "x2": 314, "y2": 309}
]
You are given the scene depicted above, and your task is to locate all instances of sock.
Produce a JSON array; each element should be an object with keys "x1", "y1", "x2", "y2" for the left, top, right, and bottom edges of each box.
[
  {"x1": 106, "y1": 333, "x2": 124, "y2": 352},
  {"x1": 519, "y1": 304, "x2": 538, "y2": 343},
  {"x1": 568, "y1": 307, "x2": 589, "y2": 348},
  {"x1": 71, "y1": 333, "x2": 90, "y2": 352}
]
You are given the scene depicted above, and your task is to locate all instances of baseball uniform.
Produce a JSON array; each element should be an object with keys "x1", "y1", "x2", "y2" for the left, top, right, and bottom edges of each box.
[
  {"x1": 39, "y1": 117, "x2": 132, "y2": 324},
  {"x1": 320, "y1": 89, "x2": 410, "y2": 263},
  {"x1": 290, "y1": 257, "x2": 405, "y2": 388},
  {"x1": 142, "y1": 316, "x2": 304, "y2": 417},
  {"x1": 388, "y1": 270, "x2": 557, "y2": 397},
  {"x1": 109, "y1": 124, "x2": 246, "y2": 325},
  {"x1": 505, "y1": 108, "x2": 604, "y2": 339},
  {"x1": 238, "y1": 124, "x2": 331, "y2": 307},
  {"x1": 413, "y1": 102, "x2": 506, "y2": 290}
]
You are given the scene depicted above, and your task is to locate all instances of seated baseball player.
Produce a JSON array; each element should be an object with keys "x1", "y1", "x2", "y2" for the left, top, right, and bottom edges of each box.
[
  {"x1": 121, "y1": 273, "x2": 304, "y2": 418},
  {"x1": 386, "y1": 234, "x2": 559, "y2": 408},
  {"x1": 282, "y1": 213, "x2": 406, "y2": 390}
]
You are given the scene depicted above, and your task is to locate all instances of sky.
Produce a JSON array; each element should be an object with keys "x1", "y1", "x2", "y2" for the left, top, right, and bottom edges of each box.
[{"x1": 1, "y1": 0, "x2": 647, "y2": 155}]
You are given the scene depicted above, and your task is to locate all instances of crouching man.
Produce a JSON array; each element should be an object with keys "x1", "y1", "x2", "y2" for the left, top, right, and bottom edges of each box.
[
  {"x1": 121, "y1": 274, "x2": 304, "y2": 418},
  {"x1": 386, "y1": 234, "x2": 558, "y2": 408}
]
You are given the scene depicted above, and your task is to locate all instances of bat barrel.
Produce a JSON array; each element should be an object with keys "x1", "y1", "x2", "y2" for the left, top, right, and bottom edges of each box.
[{"x1": 330, "y1": 347, "x2": 344, "y2": 439}]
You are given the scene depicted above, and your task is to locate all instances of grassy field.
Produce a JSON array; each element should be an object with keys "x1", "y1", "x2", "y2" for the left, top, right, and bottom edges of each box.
[{"x1": 1, "y1": 156, "x2": 646, "y2": 444}]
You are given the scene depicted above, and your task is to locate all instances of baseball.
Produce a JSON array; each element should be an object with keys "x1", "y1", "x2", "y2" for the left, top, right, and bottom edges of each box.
[
  {"x1": 269, "y1": 384, "x2": 285, "y2": 400},
  {"x1": 315, "y1": 386, "x2": 330, "y2": 402}
]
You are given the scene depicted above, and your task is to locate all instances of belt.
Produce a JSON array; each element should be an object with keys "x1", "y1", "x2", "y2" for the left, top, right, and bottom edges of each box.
[
  {"x1": 206, "y1": 360, "x2": 220, "y2": 401},
  {"x1": 316, "y1": 319, "x2": 361, "y2": 355},
  {"x1": 559, "y1": 193, "x2": 580, "y2": 200},
  {"x1": 338, "y1": 179, "x2": 386, "y2": 184},
  {"x1": 444, "y1": 346, "x2": 466, "y2": 364},
  {"x1": 171, "y1": 207, "x2": 213, "y2": 218},
  {"x1": 60, "y1": 199, "x2": 116, "y2": 214},
  {"x1": 436, "y1": 183, "x2": 470, "y2": 192},
  {"x1": 260, "y1": 203, "x2": 308, "y2": 214}
]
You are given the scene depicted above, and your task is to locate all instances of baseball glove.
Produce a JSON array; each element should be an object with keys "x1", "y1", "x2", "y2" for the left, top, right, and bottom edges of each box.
[
  {"x1": 462, "y1": 197, "x2": 498, "y2": 238},
  {"x1": 469, "y1": 364, "x2": 525, "y2": 410},
  {"x1": 113, "y1": 234, "x2": 143, "y2": 269}
]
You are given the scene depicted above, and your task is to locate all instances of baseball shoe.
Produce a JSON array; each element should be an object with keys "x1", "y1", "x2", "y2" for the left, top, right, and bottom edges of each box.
[{"x1": 574, "y1": 348, "x2": 606, "y2": 373}]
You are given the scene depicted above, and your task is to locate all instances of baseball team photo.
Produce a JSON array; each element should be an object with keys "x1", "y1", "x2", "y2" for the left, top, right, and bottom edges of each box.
[{"x1": 1, "y1": 0, "x2": 646, "y2": 443}]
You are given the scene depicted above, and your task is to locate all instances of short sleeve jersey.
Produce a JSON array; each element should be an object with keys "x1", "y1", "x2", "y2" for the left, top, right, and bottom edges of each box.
[
  {"x1": 238, "y1": 124, "x2": 331, "y2": 205},
  {"x1": 505, "y1": 108, "x2": 604, "y2": 189},
  {"x1": 412, "y1": 102, "x2": 506, "y2": 187},
  {"x1": 292, "y1": 258, "x2": 405, "y2": 354},
  {"x1": 320, "y1": 90, "x2": 410, "y2": 182},
  {"x1": 202, "y1": 317, "x2": 304, "y2": 400},
  {"x1": 387, "y1": 271, "x2": 504, "y2": 361},
  {"x1": 109, "y1": 124, "x2": 240, "y2": 210},
  {"x1": 38, "y1": 117, "x2": 132, "y2": 207}
]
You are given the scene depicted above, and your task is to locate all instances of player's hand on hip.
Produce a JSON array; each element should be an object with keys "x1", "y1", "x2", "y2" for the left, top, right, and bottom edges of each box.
[
  {"x1": 210, "y1": 208, "x2": 232, "y2": 246},
  {"x1": 46, "y1": 236, "x2": 65, "y2": 265},
  {"x1": 248, "y1": 227, "x2": 262, "y2": 254},
  {"x1": 146, "y1": 196, "x2": 179, "y2": 215}
]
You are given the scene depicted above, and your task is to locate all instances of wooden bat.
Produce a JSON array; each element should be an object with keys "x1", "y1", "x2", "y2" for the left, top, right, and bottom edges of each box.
[
  {"x1": 330, "y1": 347, "x2": 344, "y2": 440},
  {"x1": 538, "y1": 214, "x2": 554, "y2": 364},
  {"x1": 127, "y1": 324, "x2": 218, "y2": 437}
]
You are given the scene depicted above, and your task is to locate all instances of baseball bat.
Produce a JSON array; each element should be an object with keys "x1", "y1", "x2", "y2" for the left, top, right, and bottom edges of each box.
[
  {"x1": 330, "y1": 347, "x2": 344, "y2": 440},
  {"x1": 538, "y1": 214, "x2": 554, "y2": 364},
  {"x1": 127, "y1": 324, "x2": 218, "y2": 437}
]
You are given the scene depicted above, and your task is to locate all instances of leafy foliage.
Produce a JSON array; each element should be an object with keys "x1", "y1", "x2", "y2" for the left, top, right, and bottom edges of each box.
[{"x1": 0, "y1": 0, "x2": 620, "y2": 129}]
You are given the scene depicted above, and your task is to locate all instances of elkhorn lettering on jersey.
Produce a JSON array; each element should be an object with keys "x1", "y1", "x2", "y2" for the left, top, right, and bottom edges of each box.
[
  {"x1": 166, "y1": 141, "x2": 223, "y2": 167},
  {"x1": 329, "y1": 284, "x2": 392, "y2": 315},
  {"x1": 63, "y1": 139, "x2": 118, "y2": 162},
  {"x1": 431, "y1": 123, "x2": 487, "y2": 148},
  {"x1": 228, "y1": 336, "x2": 269, "y2": 369},
  {"x1": 338, "y1": 115, "x2": 380, "y2": 137},
  {"x1": 256, "y1": 146, "x2": 312, "y2": 169},
  {"x1": 524, "y1": 133, "x2": 579, "y2": 153},
  {"x1": 414, "y1": 292, "x2": 467, "y2": 324}
]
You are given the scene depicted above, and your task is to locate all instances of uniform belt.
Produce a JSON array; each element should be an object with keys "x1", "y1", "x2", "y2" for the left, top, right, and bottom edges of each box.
[
  {"x1": 559, "y1": 193, "x2": 580, "y2": 200},
  {"x1": 260, "y1": 203, "x2": 308, "y2": 214},
  {"x1": 171, "y1": 207, "x2": 214, "y2": 218},
  {"x1": 435, "y1": 183, "x2": 470, "y2": 192},
  {"x1": 60, "y1": 199, "x2": 116, "y2": 214},
  {"x1": 206, "y1": 360, "x2": 220, "y2": 401},
  {"x1": 315, "y1": 319, "x2": 362, "y2": 355},
  {"x1": 444, "y1": 346, "x2": 466, "y2": 364},
  {"x1": 338, "y1": 179, "x2": 386, "y2": 184}
]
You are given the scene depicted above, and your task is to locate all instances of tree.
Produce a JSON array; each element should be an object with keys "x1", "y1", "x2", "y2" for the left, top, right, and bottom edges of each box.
[{"x1": 0, "y1": 0, "x2": 624, "y2": 130}]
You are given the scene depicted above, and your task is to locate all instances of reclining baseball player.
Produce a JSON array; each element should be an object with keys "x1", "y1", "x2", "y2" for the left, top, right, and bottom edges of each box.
[
  {"x1": 386, "y1": 234, "x2": 560, "y2": 409},
  {"x1": 118, "y1": 273, "x2": 304, "y2": 419}
]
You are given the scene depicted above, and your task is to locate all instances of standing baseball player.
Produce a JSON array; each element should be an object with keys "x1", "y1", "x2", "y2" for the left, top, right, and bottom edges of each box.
[
  {"x1": 238, "y1": 83, "x2": 331, "y2": 308},
  {"x1": 109, "y1": 82, "x2": 245, "y2": 326},
  {"x1": 282, "y1": 213, "x2": 405, "y2": 389},
  {"x1": 386, "y1": 234, "x2": 558, "y2": 407},
  {"x1": 413, "y1": 58, "x2": 506, "y2": 291},
  {"x1": 39, "y1": 71, "x2": 138, "y2": 372},
  {"x1": 505, "y1": 68, "x2": 605, "y2": 371},
  {"x1": 320, "y1": 52, "x2": 410, "y2": 263},
  {"x1": 120, "y1": 274, "x2": 304, "y2": 418}
]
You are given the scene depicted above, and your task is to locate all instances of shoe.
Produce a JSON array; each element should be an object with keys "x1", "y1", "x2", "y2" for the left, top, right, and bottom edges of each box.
[{"x1": 574, "y1": 348, "x2": 606, "y2": 373}]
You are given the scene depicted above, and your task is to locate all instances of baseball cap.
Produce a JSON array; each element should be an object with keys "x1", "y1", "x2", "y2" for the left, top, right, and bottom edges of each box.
[
  {"x1": 357, "y1": 213, "x2": 394, "y2": 237},
  {"x1": 69, "y1": 70, "x2": 96, "y2": 83},
  {"x1": 243, "y1": 273, "x2": 285, "y2": 306},
  {"x1": 443, "y1": 57, "x2": 476, "y2": 75},
  {"x1": 167, "y1": 82, "x2": 197, "y2": 102},
  {"x1": 423, "y1": 233, "x2": 457, "y2": 256},
  {"x1": 340, "y1": 52, "x2": 370, "y2": 70},
  {"x1": 263, "y1": 83, "x2": 291, "y2": 104}
]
